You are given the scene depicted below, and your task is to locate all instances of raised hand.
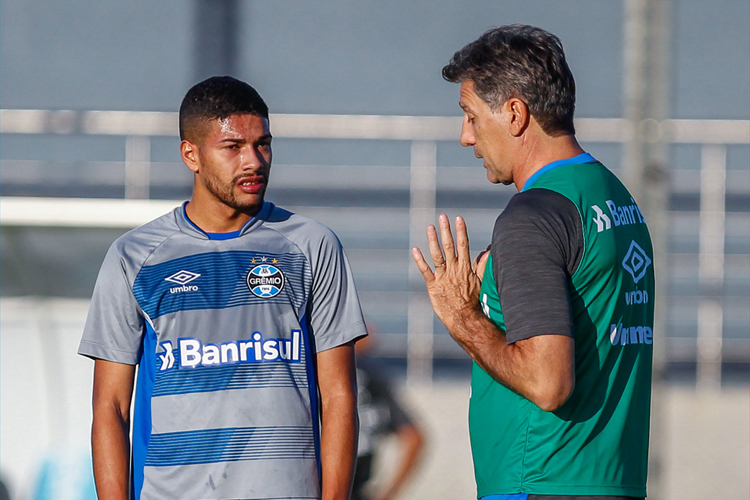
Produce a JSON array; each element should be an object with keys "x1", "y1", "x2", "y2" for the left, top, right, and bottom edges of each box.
[{"x1": 411, "y1": 214, "x2": 483, "y2": 331}]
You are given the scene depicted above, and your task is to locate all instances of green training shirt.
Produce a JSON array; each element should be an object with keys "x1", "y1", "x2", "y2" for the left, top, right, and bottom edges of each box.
[{"x1": 471, "y1": 155, "x2": 654, "y2": 497}]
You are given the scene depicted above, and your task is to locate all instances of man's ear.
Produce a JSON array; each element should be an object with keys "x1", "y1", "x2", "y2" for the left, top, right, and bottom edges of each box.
[
  {"x1": 181, "y1": 140, "x2": 200, "y2": 173},
  {"x1": 506, "y1": 97, "x2": 530, "y2": 137}
]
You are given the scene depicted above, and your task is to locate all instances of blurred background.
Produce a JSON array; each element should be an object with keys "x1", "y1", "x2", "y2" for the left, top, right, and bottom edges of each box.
[{"x1": 1, "y1": 0, "x2": 748, "y2": 499}]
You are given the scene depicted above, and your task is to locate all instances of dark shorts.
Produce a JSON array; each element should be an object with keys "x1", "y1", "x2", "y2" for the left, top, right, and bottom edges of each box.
[{"x1": 351, "y1": 453, "x2": 374, "y2": 500}]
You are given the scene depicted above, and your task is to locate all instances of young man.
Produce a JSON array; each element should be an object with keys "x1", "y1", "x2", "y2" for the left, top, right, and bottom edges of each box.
[
  {"x1": 412, "y1": 26, "x2": 654, "y2": 499},
  {"x1": 79, "y1": 76, "x2": 367, "y2": 500}
]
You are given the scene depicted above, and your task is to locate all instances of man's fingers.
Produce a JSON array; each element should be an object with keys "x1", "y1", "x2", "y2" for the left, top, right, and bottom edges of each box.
[
  {"x1": 454, "y1": 216, "x2": 472, "y2": 268},
  {"x1": 426, "y1": 224, "x2": 446, "y2": 269},
  {"x1": 438, "y1": 214, "x2": 458, "y2": 265},
  {"x1": 411, "y1": 247, "x2": 435, "y2": 282}
]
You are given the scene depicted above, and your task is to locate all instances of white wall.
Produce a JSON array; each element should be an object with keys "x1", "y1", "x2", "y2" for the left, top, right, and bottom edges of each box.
[{"x1": 1, "y1": 298, "x2": 95, "y2": 500}]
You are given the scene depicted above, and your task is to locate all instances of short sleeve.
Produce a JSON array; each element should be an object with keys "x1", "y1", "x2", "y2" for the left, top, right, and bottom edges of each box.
[
  {"x1": 78, "y1": 243, "x2": 145, "y2": 364},
  {"x1": 492, "y1": 188, "x2": 583, "y2": 344},
  {"x1": 307, "y1": 231, "x2": 367, "y2": 351}
]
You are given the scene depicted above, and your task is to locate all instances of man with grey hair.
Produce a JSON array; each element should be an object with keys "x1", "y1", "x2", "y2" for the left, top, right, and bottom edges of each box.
[
  {"x1": 413, "y1": 25, "x2": 654, "y2": 500},
  {"x1": 80, "y1": 76, "x2": 367, "y2": 500}
]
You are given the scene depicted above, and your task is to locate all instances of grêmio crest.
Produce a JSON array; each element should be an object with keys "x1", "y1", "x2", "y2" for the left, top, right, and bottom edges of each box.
[{"x1": 246, "y1": 264, "x2": 285, "y2": 298}]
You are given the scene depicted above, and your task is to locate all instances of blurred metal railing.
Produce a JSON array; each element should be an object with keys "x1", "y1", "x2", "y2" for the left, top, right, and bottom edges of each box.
[{"x1": 1, "y1": 109, "x2": 748, "y2": 387}]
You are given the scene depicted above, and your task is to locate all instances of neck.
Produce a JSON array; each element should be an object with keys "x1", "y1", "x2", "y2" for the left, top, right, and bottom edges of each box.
[
  {"x1": 184, "y1": 196, "x2": 261, "y2": 233},
  {"x1": 513, "y1": 133, "x2": 585, "y2": 192}
]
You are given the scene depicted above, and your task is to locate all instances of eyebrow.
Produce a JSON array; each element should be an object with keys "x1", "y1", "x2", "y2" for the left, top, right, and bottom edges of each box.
[{"x1": 219, "y1": 134, "x2": 273, "y2": 144}]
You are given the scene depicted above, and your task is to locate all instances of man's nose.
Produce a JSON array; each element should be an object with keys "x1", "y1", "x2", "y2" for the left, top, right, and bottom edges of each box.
[
  {"x1": 242, "y1": 146, "x2": 267, "y2": 168},
  {"x1": 460, "y1": 119, "x2": 476, "y2": 147}
]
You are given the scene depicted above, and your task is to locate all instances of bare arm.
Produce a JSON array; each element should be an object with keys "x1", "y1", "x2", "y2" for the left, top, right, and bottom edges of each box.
[
  {"x1": 374, "y1": 423, "x2": 424, "y2": 500},
  {"x1": 91, "y1": 359, "x2": 135, "y2": 500},
  {"x1": 412, "y1": 214, "x2": 574, "y2": 411},
  {"x1": 317, "y1": 342, "x2": 359, "y2": 500}
]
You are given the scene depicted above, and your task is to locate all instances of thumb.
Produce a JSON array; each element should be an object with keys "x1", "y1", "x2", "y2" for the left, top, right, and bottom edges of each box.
[{"x1": 474, "y1": 249, "x2": 490, "y2": 281}]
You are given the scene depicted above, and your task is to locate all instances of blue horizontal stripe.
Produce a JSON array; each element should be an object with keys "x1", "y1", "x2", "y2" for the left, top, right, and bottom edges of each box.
[
  {"x1": 133, "y1": 251, "x2": 311, "y2": 320},
  {"x1": 153, "y1": 363, "x2": 308, "y2": 397},
  {"x1": 145, "y1": 426, "x2": 315, "y2": 466}
]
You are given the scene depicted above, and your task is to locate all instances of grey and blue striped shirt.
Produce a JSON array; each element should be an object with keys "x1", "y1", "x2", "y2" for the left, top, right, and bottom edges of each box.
[{"x1": 79, "y1": 201, "x2": 367, "y2": 500}]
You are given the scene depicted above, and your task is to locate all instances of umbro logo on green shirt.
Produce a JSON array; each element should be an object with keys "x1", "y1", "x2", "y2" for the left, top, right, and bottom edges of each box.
[{"x1": 622, "y1": 240, "x2": 652, "y2": 283}]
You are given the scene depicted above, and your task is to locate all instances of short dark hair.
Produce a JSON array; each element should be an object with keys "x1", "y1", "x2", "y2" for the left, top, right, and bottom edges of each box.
[
  {"x1": 179, "y1": 76, "x2": 269, "y2": 141},
  {"x1": 442, "y1": 25, "x2": 576, "y2": 136}
]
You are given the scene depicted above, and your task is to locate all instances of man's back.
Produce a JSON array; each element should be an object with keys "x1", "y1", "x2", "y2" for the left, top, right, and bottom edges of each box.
[{"x1": 472, "y1": 159, "x2": 654, "y2": 496}]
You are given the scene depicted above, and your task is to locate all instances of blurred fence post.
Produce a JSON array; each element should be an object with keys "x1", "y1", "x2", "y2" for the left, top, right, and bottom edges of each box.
[
  {"x1": 408, "y1": 140, "x2": 437, "y2": 386},
  {"x1": 697, "y1": 144, "x2": 726, "y2": 392},
  {"x1": 194, "y1": 0, "x2": 239, "y2": 82},
  {"x1": 125, "y1": 135, "x2": 151, "y2": 199},
  {"x1": 623, "y1": 0, "x2": 672, "y2": 497},
  {"x1": 32, "y1": 298, "x2": 68, "y2": 448}
]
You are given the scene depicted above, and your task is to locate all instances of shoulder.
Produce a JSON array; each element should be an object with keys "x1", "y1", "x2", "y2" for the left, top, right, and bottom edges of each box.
[
  {"x1": 108, "y1": 208, "x2": 181, "y2": 268},
  {"x1": 493, "y1": 189, "x2": 583, "y2": 274},
  {"x1": 264, "y1": 204, "x2": 343, "y2": 251},
  {"x1": 494, "y1": 188, "x2": 580, "y2": 240},
  {"x1": 498, "y1": 188, "x2": 579, "y2": 224}
]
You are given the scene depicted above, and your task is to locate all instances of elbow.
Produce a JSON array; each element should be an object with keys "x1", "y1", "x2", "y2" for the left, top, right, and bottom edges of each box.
[
  {"x1": 402, "y1": 424, "x2": 425, "y2": 454},
  {"x1": 535, "y1": 393, "x2": 569, "y2": 412},
  {"x1": 531, "y1": 379, "x2": 574, "y2": 412}
]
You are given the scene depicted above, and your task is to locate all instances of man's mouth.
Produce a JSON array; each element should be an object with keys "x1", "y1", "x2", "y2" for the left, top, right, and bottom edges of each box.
[{"x1": 237, "y1": 176, "x2": 266, "y2": 194}]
